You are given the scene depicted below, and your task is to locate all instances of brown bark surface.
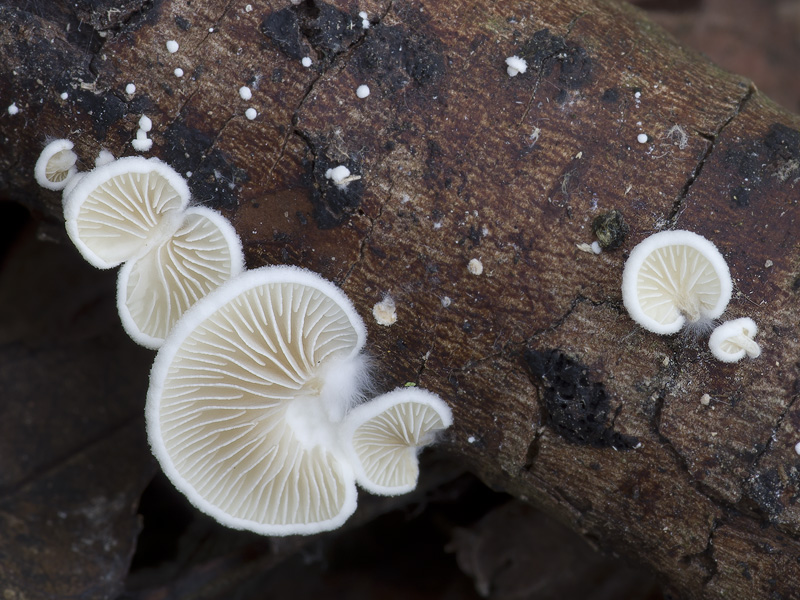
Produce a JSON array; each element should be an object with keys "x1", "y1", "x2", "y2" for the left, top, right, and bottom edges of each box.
[{"x1": 1, "y1": 0, "x2": 799, "y2": 598}]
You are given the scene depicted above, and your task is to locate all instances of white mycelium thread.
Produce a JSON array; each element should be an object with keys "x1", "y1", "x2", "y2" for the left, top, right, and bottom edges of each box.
[
  {"x1": 342, "y1": 388, "x2": 452, "y2": 495},
  {"x1": 147, "y1": 266, "x2": 369, "y2": 535}
]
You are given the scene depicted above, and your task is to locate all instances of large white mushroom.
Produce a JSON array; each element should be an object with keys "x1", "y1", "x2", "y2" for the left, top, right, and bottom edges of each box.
[
  {"x1": 622, "y1": 230, "x2": 732, "y2": 335},
  {"x1": 146, "y1": 266, "x2": 371, "y2": 535}
]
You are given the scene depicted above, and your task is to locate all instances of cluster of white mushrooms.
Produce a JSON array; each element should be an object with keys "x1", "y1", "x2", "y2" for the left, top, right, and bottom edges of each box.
[
  {"x1": 621, "y1": 229, "x2": 761, "y2": 363},
  {"x1": 34, "y1": 140, "x2": 453, "y2": 536}
]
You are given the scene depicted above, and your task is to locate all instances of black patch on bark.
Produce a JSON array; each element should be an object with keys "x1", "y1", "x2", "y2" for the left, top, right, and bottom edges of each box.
[
  {"x1": 747, "y1": 466, "x2": 799, "y2": 521},
  {"x1": 260, "y1": 1, "x2": 361, "y2": 61},
  {"x1": 174, "y1": 15, "x2": 191, "y2": 31},
  {"x1": 305, "y1": 152, "x2": 363, "y2": 229},
  {"x1": 592, "y1": 209, "x2": 629, "y2": 250},
  {"x1": 723, "y1": 122, "x2": 800, "y2": 207},
  {"x1": 519, "y1": 28, "x2": 592, "y2": 90},
  {"x1": 601, "y1": 88, "x2": 619, "y2": 104},
  {"x1": 355, "y1": 23, "x2": 444, "y2": 94},
  {"x1": 162, "y1": 119, "x2": 247, "y2": 210},
  {"x1": 524, "y1": 349, "x2": 639, "y2": 450},
  {"x1": 73, "y1": 89, "x2": 127, "y2": 141}
]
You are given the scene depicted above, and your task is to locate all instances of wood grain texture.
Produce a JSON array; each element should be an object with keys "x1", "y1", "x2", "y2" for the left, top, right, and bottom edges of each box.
[{"x1": 1, "y1": 0, "x2": 799, "y2": 597}]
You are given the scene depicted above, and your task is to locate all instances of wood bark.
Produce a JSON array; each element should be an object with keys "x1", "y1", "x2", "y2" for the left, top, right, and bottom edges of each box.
[{"x1": 1, "y1": 0, "x2": 799, "y2": 597}]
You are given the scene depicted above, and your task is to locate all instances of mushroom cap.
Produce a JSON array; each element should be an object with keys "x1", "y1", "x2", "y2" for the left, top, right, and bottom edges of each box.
[
  {"x1": 146, "y1": 266, "x2": 368, "y2": 535},
  {"x1": 34, "y1": 139, "x2": 78, "y2": 191},
  {"x1": 117, "y1": 206, "x2": 244, "y2": 349},
  {"x1": 622, "y1": 230, "x2": 732, "y2": 334},
  {"x1": 63, "y1": 156, "x2": 190, "y2": 269},
  {"x1": 708, "y1": 317, "x2": 761, "y2": 363},
  {"x1": 341, "y1": 388, "x2": 453, "y2": 496}
]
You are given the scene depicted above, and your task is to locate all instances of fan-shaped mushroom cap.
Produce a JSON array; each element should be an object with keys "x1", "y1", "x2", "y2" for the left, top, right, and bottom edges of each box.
[
  {"x1": 146, "y1": 266, "x2": 369, "y2": 535},
  {"x1": 117, "y1": 206, "x2": 244, "y2": 349},
  {"x1": 622, "y1": 230, "x2": 732, "y2": 334},
  {"x1": 341, "y1": 388, "x2": 453, "y2": 496},
  {"x1": 34, "y1": 139, "x2": 78, "y2": 191},
  {"x1": 708, "y1": 317, "x2": 761, "y2": 363},
  {"x1": 63, "y1": 156, "x2": 190, "y2": 269}
]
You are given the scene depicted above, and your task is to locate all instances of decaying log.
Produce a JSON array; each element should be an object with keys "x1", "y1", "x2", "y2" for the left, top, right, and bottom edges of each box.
[{"x1": 1, "y1": 0, "x2": 799, "y2": 597}]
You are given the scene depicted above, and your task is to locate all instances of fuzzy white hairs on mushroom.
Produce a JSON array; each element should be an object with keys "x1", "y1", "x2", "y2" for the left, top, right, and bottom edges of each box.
[
  {"x1": 146, "y1": 265, "x2": 371, "y2": 535},
  {"x1": 622, "y1": 230, "x2": 732, "y2": 336},
  {"x1": 61, "y1": 155, "x2": 244, "y2": 348}
]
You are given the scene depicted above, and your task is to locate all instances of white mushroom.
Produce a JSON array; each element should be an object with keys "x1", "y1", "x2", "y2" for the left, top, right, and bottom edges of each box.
[
  {"x1": 63, "y1": 156, "x2": 190, "y2": 268},
  {"x1": 341, "y1": 388, "x2": 452, "y2": 496},
  {"x1": 622, "y1": 230, "x2": 732, "y2": 334},
  {"x1": 117, "y1": 206, "x2": 244, "y2": 348},
  {"x1": 34, "y1": 139, "x2": 78, "y2": 191},
  {"x1": 63, "y1": 156, "x2": 243, "y2": 348},
  {"x1": 708, "y1": 317, "x2": 761, "y2": 363},
  {"x1": 146, "y1": 266, "x2": 371, "y2": 535}
]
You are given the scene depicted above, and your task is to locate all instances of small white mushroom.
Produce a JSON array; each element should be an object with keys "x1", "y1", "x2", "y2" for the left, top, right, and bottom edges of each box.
[
  {"x1": 325, "y1": 165, "x2": 360, "y2": 188},
  {"x1": 356, "y1": 84, "x2": 370, "y2": 99},
  {"x1": 146, "y1": 266, "x2": 370, "y2": 535},
  {"x1": 341, "y1": 388, "x2": 453, "y2": 495},
  {"x1": 239, "y1": 86, "x2": 252, "y2": 100},
  {"x1": 34, "y1": 139, "x2": 78, "y2": 191},
  {"x1": 245, "y1": 107, "x2": 257, "y2": 120},
  {"x1": 166, "y1": 40, "x2": 179, "y2": 53},
  {"x1": 708, "y1": 317, "x2": 761, "y2": 363},
  {"x1": 467, "y1": 258, "x2": 483, "y2": 275},
  {"x1": 622, "y1": 230, "x2": 732, "y2": 335},
  {"x1": 372, "y1": 295, "x2": 397, "y2": 326},
  {"x1": 505, "y1": 55, "x2": 527, "y2": 77}
]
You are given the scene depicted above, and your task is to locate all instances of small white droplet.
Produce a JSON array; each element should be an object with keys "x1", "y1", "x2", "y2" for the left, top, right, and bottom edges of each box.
[
  {"x1": 637, "y1": 133, "x2": 648, "y2": 144},
  {"x1": 125, "y1": 83, "x2": 136, "y2": 95},
  {"x1": 700, "y1": 393, "x2": 711, "y2": 406},
  {"x1": 356, "y1": 84, "x2": 370, "y2": 98},
  {"x1": 174, "y1": 67, "x2": 184, "y2": 77},
  {"x1": 239, "y1": 86, "x2": 252, "y2": 100},
  {"x1": 166, "y1": 40, "x2": 179, "y2": 53},
  {"x1": 245, "y1": 107, "x2": 257, "y2": 120},
  {"x1": 138, "y1": 115, "x2": 152, "y2": 132},
  {"x1": 467, "y1": 436, "x2": 476, "y2": 444},
  {"x1": 301, "y1": 56, "x2": 312, "y2": 67},
  {"x1": 467, "y1": 258, "x2": 483, "y2": 275},
  {"x1": 591, "y1": 241, "x2": 602, "y2": 254},
  {"x1": 634, "y1": 91, "x2": 641, "y2": 99},
  {"x1": 795, "y1": 441, "x2": 800, "y2": 456},
  {"x1": 60, "y1": 92, "x2": 69, "y2": 100},
  {"x1": 7, "y1": 102, "x2": 19, "y2": 115}
]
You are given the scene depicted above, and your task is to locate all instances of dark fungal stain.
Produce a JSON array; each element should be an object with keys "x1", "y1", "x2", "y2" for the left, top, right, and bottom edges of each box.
[
  {"x1": 747, "y1": 466, "x2": 799, "y2": 521},
  {"x1": 260, "y1": 0, "x2": 361, "y2": 62},
  {"x1": 592, "y1": 209, "x2": 629, "y2": 250},
  {"x1": 354, "y1": 23, "x2": 444, "y2": 94},
  {"x1": 304, "y1": 152, "x2": 364, "y2": 230},
  {"x1": 174, "y1": 15, "x2": 191, "y2": 31},
  {"x1": 524, "y1": 349, "x2": 639, "y2": 450},
  {"x1": 518, "y1": 28, "x2": 593, "y2": 90},
  {"x1": 73, "y1": 89, "x2": 127, "y2": 141},
  {"x1": 162, "y1": 118, "x2": 247, "y2": 210},
  {"x1": 723, "y1": 122, "x2": 800, "y2": 208},
  {"x1": 601, "y1": 87, "x2": 619, "y2": 104}
]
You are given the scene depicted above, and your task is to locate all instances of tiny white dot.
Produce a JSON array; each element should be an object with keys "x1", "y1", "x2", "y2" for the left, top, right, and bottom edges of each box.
[
  {"x1": 208, "y1": 27, "x2": 214, "y2": 32},
  {"x1": 245, "y1": 4, "x2": 253, "y2": 11},
  {"x1": 60, "y1": 92, "x2": 68, "y2": 100},
  {"x1": 7, "y1": 103, "x2": 19, "y2": 115},
  {"x1": 441, "y1": 296, "x2": 451, "y2": 308},
  {"x1": 795, "y1": 441, "x2": 800, "y2": 456},
  {"x1": 637, "y1": 133, "x2": 648, "y2": 144},
  {"x1": 635, "y1": 91, "x2": 641, "y2": 99},
  {"x1": 467, "y1": 436, "x2": 476, "y2": 444},
  {"x1": 467, "y1": 258, "x2": 483, "y2": 275},
  {"x1": 166, "y1": 40, "x2": 179, "y2": 53},
  {"x1": 125, "y1": 83, "x2": 136, "y2": 95},
  {"x1": 239, "y1": 86, "x2": 252, "y2": 100},
  {"x1": 174, "y1": 67, "x2": 184, "y2": 77},
  {"x1": 356, "y1": 84, "x2": 370, "y2": 99},
  {"x1": 245, "y1": 107, "x2": 257, "y2": 120},
  {"x1": 301, "y1": 56, "x2": 312, "y2": 67}
]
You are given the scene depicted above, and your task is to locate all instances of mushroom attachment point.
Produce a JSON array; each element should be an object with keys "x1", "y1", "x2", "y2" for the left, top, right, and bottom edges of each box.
[
  {"x1": 341, "y1": 388, "x2": 453, "y2": 496},
  {"x1": 146, "y1": 266, "x2": 371, "y2": 535},
  {"x1": 621, "y1": 230, "x2": 732, "y2": 335},
  {"x1": 63, "y1": 156, "x2": 244, "y2": 348},
  {"x1": 34, "y1": 139, "x2": 78, "y2": 191},
  {"x1": 708, "y1": 317, "x2": 761, "y2": 363}
]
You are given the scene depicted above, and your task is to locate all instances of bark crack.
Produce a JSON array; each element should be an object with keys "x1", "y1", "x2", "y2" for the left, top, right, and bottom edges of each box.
[{"x1": 665, "y1": 83, "x2": 754, "y2": 227}]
